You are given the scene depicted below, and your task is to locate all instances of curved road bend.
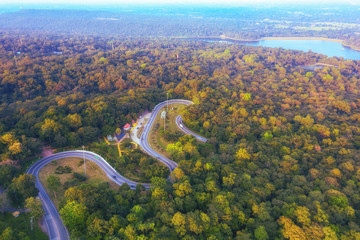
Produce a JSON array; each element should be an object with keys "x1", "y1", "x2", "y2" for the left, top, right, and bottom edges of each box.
[
  {"x1": 27, "y1": 150, "x2": 149, "y2": 240},
  {"x1": 26, "y1": 99, "x2": 206, "y2": 240},
  {"x1": 176, "y1": 115, "x2": 207, "y2": 143},
  {"x1": 139, "y1": 99, "x2": 194, "y2": 171}
]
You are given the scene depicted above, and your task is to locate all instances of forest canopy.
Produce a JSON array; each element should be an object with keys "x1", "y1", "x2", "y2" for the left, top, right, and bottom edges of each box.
[{"x1": 1, "y1": 33, "x2": 360, "y2": 239}]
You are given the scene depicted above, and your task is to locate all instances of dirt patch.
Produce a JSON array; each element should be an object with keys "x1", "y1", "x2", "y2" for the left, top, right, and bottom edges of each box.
[
  {"x1": 0, "y1": 159, "x2": 18, "y2": 167},
  {"x1": 41, "y1": 146, "x2": 54, "y2": 158}
]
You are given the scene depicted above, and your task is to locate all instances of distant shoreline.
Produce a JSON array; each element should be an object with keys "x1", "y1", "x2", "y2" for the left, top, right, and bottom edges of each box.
[
  {"x1": 262, "y1": 37, "x2": 360, "y2": 52},
  {"x1": 175, "y1": 36, "x2": 360, "y2": 52},
  {"x1": 173, "y1": 35, "x2": 258, "y2": 42},
  {"x1": 261, "y1": 37, "x2": 342, "y2": 43}
]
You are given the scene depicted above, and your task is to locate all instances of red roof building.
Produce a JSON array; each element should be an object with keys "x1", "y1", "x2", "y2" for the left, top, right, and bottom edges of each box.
[{"x1": 123, "y1": 123, "x2": 132, "y2": 130}]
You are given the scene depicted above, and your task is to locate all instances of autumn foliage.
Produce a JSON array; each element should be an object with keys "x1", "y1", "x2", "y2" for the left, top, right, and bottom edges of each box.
[{"x1": 1, "y1": 34, "x2": 360, "y2": 239}]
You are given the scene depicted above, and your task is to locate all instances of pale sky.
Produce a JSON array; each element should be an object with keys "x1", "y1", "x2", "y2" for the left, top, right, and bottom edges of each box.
[{"x1": 0, "y1": 0, "x2": 357, "y2": 5}]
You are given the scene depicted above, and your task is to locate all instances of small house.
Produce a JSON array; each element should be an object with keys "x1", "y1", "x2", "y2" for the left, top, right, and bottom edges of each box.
[{"x1": 123, "y1": 123, "x2": 132, "y2": 130}]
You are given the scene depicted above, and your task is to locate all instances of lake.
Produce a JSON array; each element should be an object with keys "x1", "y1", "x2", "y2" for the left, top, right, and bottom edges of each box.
[
  {"x1": 246, "y1": 39, "x2": 360, "y2": 60},
  {"x1": 184, "y1": 38, "x2": 360, "y2": 60}
]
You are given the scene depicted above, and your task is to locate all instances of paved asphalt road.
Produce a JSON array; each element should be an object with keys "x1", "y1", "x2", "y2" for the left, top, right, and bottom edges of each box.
[
  {"x1": 26, "y1": 99, "x2": 205, "y2": 240},
  {"x1": 27, "y1": 150, "x2": 149, "y2": 240},
  {"x1": 139, "y1": 99, "x2": 194, "y2": 171},
  {"x1": 176, "y1": 115, "x2": 207, "y2": 142}
]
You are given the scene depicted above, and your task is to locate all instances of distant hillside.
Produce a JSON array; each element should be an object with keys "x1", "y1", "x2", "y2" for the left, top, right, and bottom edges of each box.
[
  {"x1": 0, "y1": 7, "x2": 360, "y2": 41},
  {"x1": 0, "y1": 9, "x2": 236, "y2": 38}
]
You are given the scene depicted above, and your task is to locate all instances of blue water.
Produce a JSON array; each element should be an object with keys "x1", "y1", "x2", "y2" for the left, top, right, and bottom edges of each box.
[
  {"x1": 186, "y1": 38, "x2": 360, "y2": 60},
  {"x1": 243, "y1": 39, "x2": 360, "y2": 60}
]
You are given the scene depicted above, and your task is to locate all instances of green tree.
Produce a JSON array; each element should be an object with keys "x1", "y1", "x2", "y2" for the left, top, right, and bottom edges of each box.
[
  {"x1": 60, "y1": 201, "x2": 88, "y2": 232},
  {"x1": 25, "y1": 197, "x2": 44, "y2": 220},
  {"x1": 295, "y1": 206, "x2": 311, "y2": 226},
  {"x1": 263, "y1": 132, "x2": 273, "y2": 140},
  {"x1": 40, "y1": 119, "x2": 62, "y2": 141},
  {"x1": 46, "y1": 175, "x2": 61, "y2": 196},
  {"x1": 0, "y1": 165, "x2": 17, "y2": 187},
  {"x1": 0, "y1": 132, "x2": 17, "y2": 145},
  {"x1": 126, "y1": 205, "x2": 146, "y2": 224},
  {"x1": 150, "y1": 177, "x2": 167, "y2": 190},
  {"x1": 236, "y1": 148, "x2": 251, "y2": 160},
  {"x1": 242, "y1": 93, "x2": 252, "y2": 101},
  {"x1": 8, "y1": 141, "x2": 22, "y2": 155},
  {"x1": 65, "y1": 114, "x2": 82, "y2": 130},
  {"x1": 171, "y1": 212, "x2": 187, "y2": 237},
  {"x1": 0, "y1": 227, "x2": 15, "y2": 240},
  {"x1": 88, "y1": 217, "x2": 109, "y2": 238},
  {"x1": 54, "y1": 134, "x2": 67, "y2": 147},
  {"x1": 77, "y1": 126, "x2": 100, "y2": 144},
  {"x1": 7, "y1": 174, "x2": 38, "y2": 206},
  {"x1": 254, "y1": 226, "x2": 269, "y2": 240},
  {"x1": 187, "y1": 211, "x2": 210, "y2": 235},
  {"x1": 328, "y1": 196, "x2": 349, "y2": 208}
]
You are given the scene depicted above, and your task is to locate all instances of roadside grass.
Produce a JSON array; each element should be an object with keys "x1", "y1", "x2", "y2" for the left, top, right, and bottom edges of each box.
[
  {"x1": 148, "y1": 103, "x2": 187, "y2": 158},
  {"x1": 0, "y1": 212, "x2": 48, "y2": 240},
  {"x1": 38, "y1": 157, "x2": 119, "y2": 208}
]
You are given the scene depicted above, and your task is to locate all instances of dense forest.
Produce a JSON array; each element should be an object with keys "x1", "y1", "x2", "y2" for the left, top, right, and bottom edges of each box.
[{"x1": 1, "y1": 33, "x2": 360, "y2": 239}]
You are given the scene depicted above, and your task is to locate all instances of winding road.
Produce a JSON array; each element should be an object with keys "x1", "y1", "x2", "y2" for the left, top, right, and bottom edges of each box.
[
  {"x1": 139, "y1": 99, "x2": 194, "y2": 171},
  {"x1": 27, "y1": 151, "x2": 148, "y2": 240},
  {"x1": 26, "y1": 99, "x2": 206, "y2": 240},
  {"x1": 176, "y1": 115, "x2": 207, "y2": 143}
]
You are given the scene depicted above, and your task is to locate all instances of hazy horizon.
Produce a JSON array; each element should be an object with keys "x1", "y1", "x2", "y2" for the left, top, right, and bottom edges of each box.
[{"x1": 0, "y1": 0, "x2": 358, "y2": 7}]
